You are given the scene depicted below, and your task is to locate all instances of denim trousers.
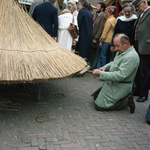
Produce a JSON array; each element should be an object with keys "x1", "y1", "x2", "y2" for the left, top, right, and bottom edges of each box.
[{"x1": 97, "y1": 42, "x2": 110, "y2": 69}]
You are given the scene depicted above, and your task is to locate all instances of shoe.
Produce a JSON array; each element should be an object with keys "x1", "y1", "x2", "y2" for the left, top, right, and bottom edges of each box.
[
  {"x1": 148, "y1": 121, "x2": 150, "y2": 125},
  {"x1": 128, "y1": 95, "x2": 135, "y2": 113},
  {"x1": 136, "y1": 96, "x2": 148, "y2": 102}
]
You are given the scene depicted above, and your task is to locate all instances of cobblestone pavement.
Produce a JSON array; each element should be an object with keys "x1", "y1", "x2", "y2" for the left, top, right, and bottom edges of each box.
[{"x1": 0, "y1": 73, "x2": 150, "y2": 150}]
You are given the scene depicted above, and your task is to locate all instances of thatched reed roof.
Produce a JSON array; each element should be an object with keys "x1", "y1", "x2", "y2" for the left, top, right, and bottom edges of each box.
[{"x1": 0, "y1": 0, "x2": 87, "y2": 84}]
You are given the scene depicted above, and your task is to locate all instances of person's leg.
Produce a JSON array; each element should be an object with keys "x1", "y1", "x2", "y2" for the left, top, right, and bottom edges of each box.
[
  {"x1": 97, "y1": 42, "x2": 110, "y2": 69},
  {"x1": 145, "y1": 105, "x2": 150, "y2": 125},
  {"x1": 90, "y1": 41, "x2": 101, "y2": 69},
  {"x1": 139, "y1": 55, "x2": 150, "y2": 97},
  {"x1": 136, "y1": 55, "x2": 150, "y2": 102},
  {"x1": 95, "y1": 97, "x2": 128, "y2": 111},
  {"x1": 95, "y1": 93, "x2": 135, "y2": 112},
  {"x1": 90, "y1": 42, "x2": 97, "y2": 69},
  {"x1": 106, "y1": 49, "x2": 112, "y2": 64},
  {"x1": 95, "y1": 104, "x2": 107, "y2": 111},
  {"x1": 133, "y1": 41, "x2": 140, "y2": 96},
  {"x1": 134, "y1": 66, "x2": 140, "y2": 96}
]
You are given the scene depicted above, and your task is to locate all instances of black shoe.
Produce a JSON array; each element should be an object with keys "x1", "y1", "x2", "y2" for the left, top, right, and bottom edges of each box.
[
  {"x1": 128, "y1": 95, "x2": 135, "y2": 113},
  {"x1": 128, "y1": 94, "x2": 135, "y2": 114},
  {"x1": 136, "y1": 96, "x2": 148, "y2": 102},
  {"x1": 148, "y1": 121, "x2": 150, "y2": 125}
]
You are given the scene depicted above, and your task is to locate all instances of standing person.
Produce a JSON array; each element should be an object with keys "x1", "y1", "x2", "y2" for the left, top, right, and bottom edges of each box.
[
  {"x1": 67, "y1": 0, "x2": 78, "y2": 17},
  {"x1": 57, "y1": 9, "x2": 78, "y2": 51},
  {"x1": 114, "y1": 3, "x2": 137, "y2": 40},
  {"x1": 90, "y1": 2, "x2": 107, "y2": 70},
  {"x1": 97, "y1": 6, "x2": 116, "y2": 69},
  {"x1": 110, "y1": 3, "x2": 137, "y2": 61},
  {"x1": 75, "y1": 0, "x2": 93, "y2": 60},
  {"x1": 92, "y1": 34, "x2": 139, "y2": 113},
  {"x1": 32, "y1": 0, "x2": 58, "y2": 41},
  {"x1": 132, "y1": 0, "x2": 150, "y2": 102}
]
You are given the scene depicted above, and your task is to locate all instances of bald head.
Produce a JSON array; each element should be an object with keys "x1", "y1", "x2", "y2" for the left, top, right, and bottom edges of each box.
[
  {"x1": 116, "y1": 34, "x2": 130, "y2": 43},
  {"x1": 114, "y1": 34, "x2": 131, "y2": 53}
]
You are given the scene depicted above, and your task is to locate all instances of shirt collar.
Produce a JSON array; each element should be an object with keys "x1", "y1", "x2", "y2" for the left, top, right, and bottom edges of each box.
[
  {"x1": 98, "y1": 12, "x2": 104, "y2": 17},
  {"x1": 140, "y1": 6, "x2": 150, "y2": 17}
]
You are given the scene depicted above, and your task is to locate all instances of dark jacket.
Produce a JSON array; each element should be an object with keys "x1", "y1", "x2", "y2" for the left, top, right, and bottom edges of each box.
[
  {"x1": 32, "y1": 2, "x2": 58, "y2": 37},
  {"x1": 76, "y1": 7, "x2": 93, "y2": 58},
  {"x1": 132, "y1": 8, "x2": 150, "y2": 55},
  {"x1": 114, "y1": 17, "x2": 137, "y2": 40}
]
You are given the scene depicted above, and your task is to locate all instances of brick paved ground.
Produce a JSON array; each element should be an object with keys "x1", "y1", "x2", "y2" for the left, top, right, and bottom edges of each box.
[{"x1": 0, "y1": 72, "x2": 150, "y2": 150}]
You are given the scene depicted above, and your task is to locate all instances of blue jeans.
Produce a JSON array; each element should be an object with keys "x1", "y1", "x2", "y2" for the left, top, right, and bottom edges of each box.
[{"x1": 97, "y1": 42, "x2": 110, "y2": 69}]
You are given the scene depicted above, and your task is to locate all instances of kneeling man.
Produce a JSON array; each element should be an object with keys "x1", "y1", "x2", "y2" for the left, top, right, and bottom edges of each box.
[{"x1": 92, "y1": 34, "x2": 139, "y2": 113}]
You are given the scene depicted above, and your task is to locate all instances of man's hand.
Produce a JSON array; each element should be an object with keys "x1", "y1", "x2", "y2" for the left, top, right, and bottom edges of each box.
[
  {"x1": 99, "y1": 67, "x2": 106, "y2": 71},
  {"x1": 93, "y1": 39, "x2": 97, "y2": 43},
  {"x1": 99, "y1": 41, "x2": 102, "y2": 48},
  {"x1": 110, "y1": 45, "x2": 115, "y2": 52},
  {"x1": 92, "y1": 69, "x2": 100, "y2": 76},
  {"x1": 72, "y1": 40, "x2": 77, "y2": 45},
  {"x1": 53, "y1": 37, "x2": 57, "y2": 41}
]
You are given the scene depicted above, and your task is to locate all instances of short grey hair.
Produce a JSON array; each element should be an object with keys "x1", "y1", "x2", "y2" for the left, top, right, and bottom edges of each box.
[
  {"x1": 78, "y1": 0, "x2": 88, "y2": 8},
  {"x1": 44, "y1": 0, "x2": 56, "y2": 4},
  {"x1": 68, "y1": 1, "x2": 77, "y2": 10},
  {"x1": 122, "y1": 3, "x2": 135, "y2": 13}
]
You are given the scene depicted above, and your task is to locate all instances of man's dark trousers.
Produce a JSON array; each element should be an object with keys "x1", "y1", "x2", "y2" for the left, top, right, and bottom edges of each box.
[{"x1": 134, "y1": 41, "x2": 150, "y2": 97}]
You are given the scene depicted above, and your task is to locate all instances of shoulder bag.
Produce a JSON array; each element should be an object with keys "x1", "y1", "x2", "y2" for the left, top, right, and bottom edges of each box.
[{"x1": 67, "y1": 16, "x2": 78, "y2": 39}]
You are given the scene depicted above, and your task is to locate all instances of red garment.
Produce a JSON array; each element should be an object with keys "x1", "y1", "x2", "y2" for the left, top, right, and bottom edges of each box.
[
  {"x1": 119, "y1": 11, "x2": 123, "y2": 16},
  {"x1": 93, "y1": 14, "x2": 98, "y2": 24},
  {"x1": 115, "y1": 2, "x2": 120, "y2": 17}
]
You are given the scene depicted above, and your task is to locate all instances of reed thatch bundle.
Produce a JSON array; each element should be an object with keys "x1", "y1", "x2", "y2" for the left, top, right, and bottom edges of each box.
[{"x1": 0, "y1": 0, "x2": 87, "y2": 84}]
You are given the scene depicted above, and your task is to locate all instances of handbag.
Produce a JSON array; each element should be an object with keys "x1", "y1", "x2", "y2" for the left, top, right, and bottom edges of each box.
[{"x1": 67, "y1": 16, "x2": 78, "y2": 39}]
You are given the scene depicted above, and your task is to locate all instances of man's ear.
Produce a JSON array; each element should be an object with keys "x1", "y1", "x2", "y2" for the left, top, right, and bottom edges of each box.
[{"x1": 123, "y1": 41, "x2": 128, "y2": 45}]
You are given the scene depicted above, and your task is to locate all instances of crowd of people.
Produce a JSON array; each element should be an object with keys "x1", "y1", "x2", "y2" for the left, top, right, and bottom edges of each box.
[{"x1": 31, "y1": 0, "x2": 150, "y2": 125}]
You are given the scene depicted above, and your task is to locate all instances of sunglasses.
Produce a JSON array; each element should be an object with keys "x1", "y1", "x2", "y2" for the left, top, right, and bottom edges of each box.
[{"x1": 135, "y1": 1, "x2": 143, "y2": 8}]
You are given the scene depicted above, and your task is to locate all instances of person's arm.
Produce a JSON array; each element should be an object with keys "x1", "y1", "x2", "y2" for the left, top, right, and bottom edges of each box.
[
  {"x1": 77, "y1": 10, "x2": 84, "y2": 28},
  {"x1": 100, "y1": 56, "x2": 138, "y2": 82},
  {"x1": 94, "y1": 17, "x2": 107, "y2": 41},
  {"x1": 73, "y1": 16, "x2": 79, "y2": 42},
  {"x1": 99, "y1": 20, "x2": 111, "y2": 42},
  {"x1": 92, "y1": 67, "x2": 106, "y2": 76}
]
